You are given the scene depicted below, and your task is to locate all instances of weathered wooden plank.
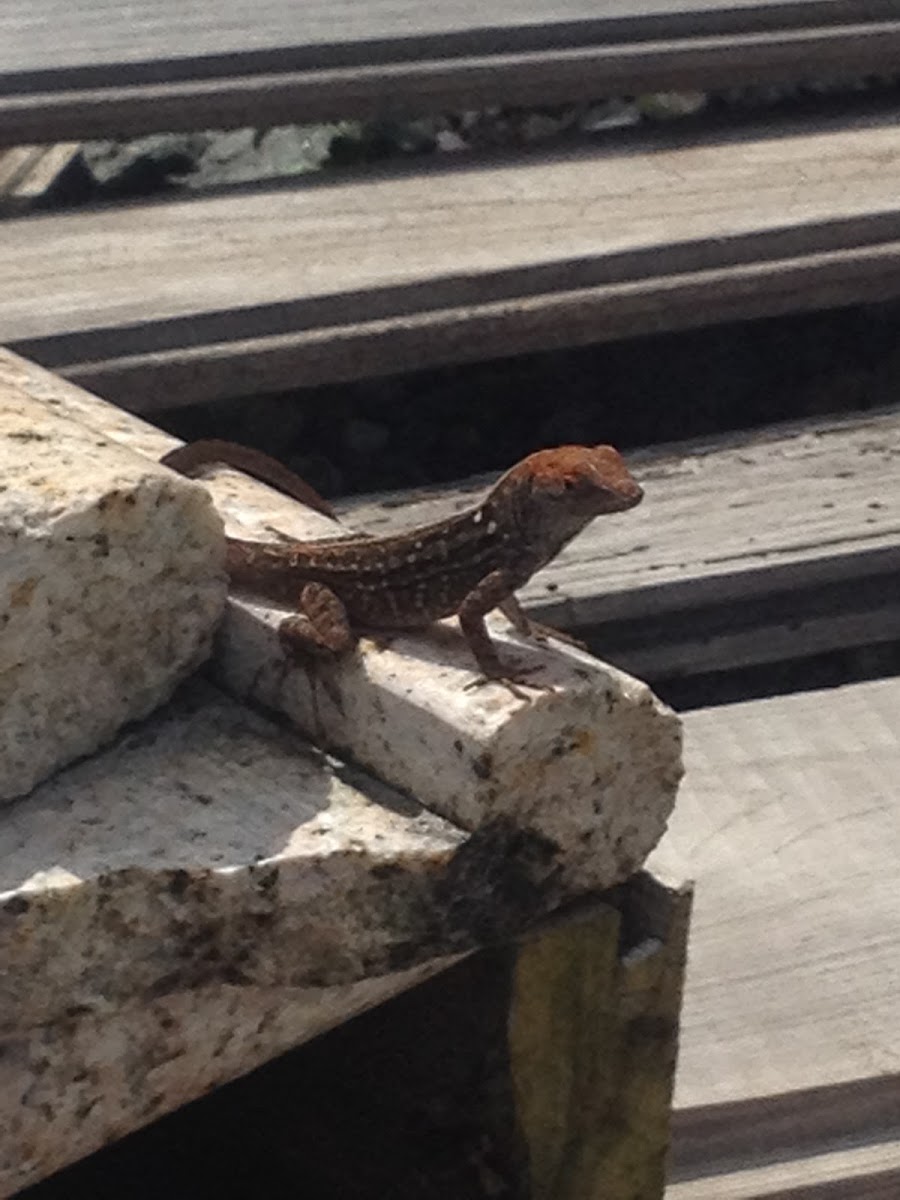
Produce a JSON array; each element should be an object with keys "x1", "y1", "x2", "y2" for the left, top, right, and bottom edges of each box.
[
  {"x1": 344, "y1": 407, "x2": 900, "y2": 678},
  {"x1": 668, "y1": 1137, "x2": 900, "y2": 1199},
  {"x1": 4, "y1": 20, "x2": 900, "y2": 146},
  {"x1": 0, "y1": 143, "x2": 81, "y2": 213},
  {"x1": 0, "y1": 147, "x2": 41, "y2": 192},
  {"x1": 510, "y1": 876, "x2": 691, "y2": 1200},
  {"x1": 655, "y1": 676, "x2": 900, "y2": 1182},
  {"x1": 32, "y1": 233, "x2": 900, "y2": 413},
  {"x1": 672, "y1": 1076, "x2": 900, "y2": 1182},
  {"x1": 2, "y1": 0, "x2": 899, "y2": 143},
  {"x1": 7, "y1": 110, "x2": 900, "y2": 408},
  {"x1": 5, "y1": 0, "x2": 886, "y2": 75}
]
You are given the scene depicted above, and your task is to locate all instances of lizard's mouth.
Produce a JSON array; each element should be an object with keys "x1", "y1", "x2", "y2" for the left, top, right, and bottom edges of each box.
[{"x1": 615, "y1": 481, "x2": 644, "y2": 511}]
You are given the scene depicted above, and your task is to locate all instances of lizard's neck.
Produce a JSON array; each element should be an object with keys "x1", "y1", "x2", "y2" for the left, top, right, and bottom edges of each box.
[{"x1": 484, "y1": 477, "x2": 597, "y2": 576}]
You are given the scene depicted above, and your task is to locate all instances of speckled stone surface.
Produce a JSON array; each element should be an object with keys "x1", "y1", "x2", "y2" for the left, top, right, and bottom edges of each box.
[
  {"x1": 0, "y1": 373, "x2": 226, "y2": 801},
  {"x1": 0, "y1": 353, "x2": 686, "y2": 1195},
  {"x1": 1, "y1": 349, "x2": 684, "y2": 893},
  {"x1": 0, "y1": 673, "x2": 683, "y2": 1195},
  {"x1": 0, "y1": 682, "x2": 473, "y2": 1194},
  {"x1": 220, "y1": 607, "x2": 685, "y2": 894}
]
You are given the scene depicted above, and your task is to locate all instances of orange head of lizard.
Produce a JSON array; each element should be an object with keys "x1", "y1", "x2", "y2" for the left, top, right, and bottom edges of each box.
[
  {"x1": 509, "y1": 444, "x2": 643, "y2": 513},
  {"x1": 495, "y1": 444, "x2": 643, "y2": 565}
]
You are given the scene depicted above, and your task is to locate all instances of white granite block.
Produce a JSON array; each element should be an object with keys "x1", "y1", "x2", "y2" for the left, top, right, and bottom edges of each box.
[{"x1": 0, "y1": 380, "x2": 226, "y2": 800}]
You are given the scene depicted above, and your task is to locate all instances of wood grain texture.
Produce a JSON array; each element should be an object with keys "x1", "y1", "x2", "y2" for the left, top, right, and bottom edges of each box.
[
  {"x1": 666, "y1": 676, "x2": 900, "y2": 1105},
  {"x1": 8, "y1": 110, "x2": 900, "y2": 407},
  {"x1": 4, "y1": 0, "x2": 898, "y2": 144},
  {"x1": 668, "y1": 1138, "x2": 900, "y2": 1199},
  {"x1": 510, "y1": 880, "x2": 690, "y2": 1199},
  {"x1": 0, "y1": 143, "x2": 81, "y2": 214},
  {"x1": 5, "y1": 19, "x2": 900, "y2": 146},
  {"x1": 6, "y1": 0, "x2": 890, "y2": 75},
  {"x1": 343, "y1": 407, "x2": 900, "y2": 678},
  {"x1": 657, "y1": 676, "x2": 900, "y2": 1191},
  {"x1": 672, "y1": 1076, "x2": 900, "y2": 1180}
]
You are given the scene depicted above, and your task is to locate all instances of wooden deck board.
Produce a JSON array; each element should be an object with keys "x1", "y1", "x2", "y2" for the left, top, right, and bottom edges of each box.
[
  {"x1": 668, "y1": 1137, "x2": 900, "y2": 1198},
  {"x1": 658, "y1": 675, "x2": 900, "y2": 1189},
  {"x1": 3, "y1": 2, "x2": 898, "y2": 149},
  {"x1": 3, "y1": 0, "x2": 882, "y2": 75},
  {"x1": 663, "y1": 675, "x2": 900, "y2": 1110},
  {"x1": 7, "y1": 110, "x2": 900, "y2": 408}
]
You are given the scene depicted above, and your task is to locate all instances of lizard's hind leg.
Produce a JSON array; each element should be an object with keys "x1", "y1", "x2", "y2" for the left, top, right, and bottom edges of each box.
[
  {"x1": 278, "y1": 583, "x2": 355, "y2": 658},
  {"x1": 277, "y1": 583, "x2": 357, "y2": 719}
]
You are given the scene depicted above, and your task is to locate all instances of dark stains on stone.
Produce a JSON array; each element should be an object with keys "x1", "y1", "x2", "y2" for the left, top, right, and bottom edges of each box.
[
  {"x1": 247, "y1": 864, "x2": 279, "y2": 897},
  {"x1": 382, "y1": 938, "x2": 428, "y2": 976},
  {"x1": 179, "y1": 919, "x2": 223, "y2": 960},
  {"x1": 167, "y1": 869, "x2": 191, "y2": 899},
  {"x1": 187, "y1": 789, "x2": 214, "y2": 806},
  {"x1": 63, "y1": 1004, "x2": 93, "y2": 1021},
  {"x1": 139, "y1": 1094, "x2": 165, "y2": 1120},
  {"x1": 75, "y1": 1099, "x2": 99, "y2": 1124},
  {"x1": 369, "y1": 862, "x2": 407, "y2": 883},
  {"x1": 23, "y1": 945, "x2": 530, "y2": 1200},
  {"x1": 28, "y1": 810, "x2": 570, "y2": 1010},
  {"x1": 430, "y1": 818, "x2": 561, "y2": 948},
  {"x1": 146, "y1": 970, "x2": 191, "y2": 1001},
  {"x1": 221, "y1": 965, "x2": 253, "y2": 987},
  {"x1": 471, "y1": 751, "x2": 493, "y2": 780}
]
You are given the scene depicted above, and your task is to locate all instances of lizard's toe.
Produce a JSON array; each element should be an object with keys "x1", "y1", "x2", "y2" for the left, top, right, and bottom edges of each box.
[{"x1": 464, "y1": 660, "x2": 555, "y2": 700}]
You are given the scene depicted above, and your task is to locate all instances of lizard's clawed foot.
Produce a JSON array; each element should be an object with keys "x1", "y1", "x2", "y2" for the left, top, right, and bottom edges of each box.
[
  {"x1": 276, "y1": 600, "x2": 349, "y2": 717},
  {"x1": 464, "y1": 660, "x2": 554, "y2": 701}
]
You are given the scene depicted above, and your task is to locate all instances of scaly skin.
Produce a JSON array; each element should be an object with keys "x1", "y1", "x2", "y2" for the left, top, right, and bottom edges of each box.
[{"x1": 164, "y1": 441, "x2": 643, "y2": 681}]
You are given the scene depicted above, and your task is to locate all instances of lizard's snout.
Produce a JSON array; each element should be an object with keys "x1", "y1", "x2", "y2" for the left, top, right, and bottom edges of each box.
[{"x1": 616, "y1": 478, "x2": 643, "y2": 509}]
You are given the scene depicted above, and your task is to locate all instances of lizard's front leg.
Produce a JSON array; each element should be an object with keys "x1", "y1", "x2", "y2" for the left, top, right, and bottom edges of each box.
[{"x1": 458, "y1": 570, "x2": 549, "y2": 695}]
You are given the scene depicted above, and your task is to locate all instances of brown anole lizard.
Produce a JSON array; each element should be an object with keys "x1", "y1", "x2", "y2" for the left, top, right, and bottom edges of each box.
[{"x1": 161, "y1": 439, "x2": 643, "y2": 684}]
